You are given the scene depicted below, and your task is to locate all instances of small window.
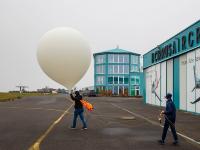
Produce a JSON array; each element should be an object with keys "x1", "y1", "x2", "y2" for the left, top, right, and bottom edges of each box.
[
  {"x1": 124, "y1": 55, "x2": 129, "y2": 63},
  {"x1": 114, "y1": 76, "x2": 118, "y2": 84},
  {"x1": 114, "y1": 54, "x2": 118, "y2": 63},
  {"x1": 119, "y1": 65, "x2": 123, "y2": 74},
  {"x1": 96, "y1": 76, "x2": 104, "y2": 85},
  {"x1": 124, "y1": 77, "x2": 129, "y2": 84},
  {"x1": 96, "y1": 65, "x2": 105, "y2": 74},
  {"x1": 119, "y1": 55, "x2": 123, "y2": 63},
  {"x1": 108, "y1": 54, "x2": 114, "y2": 63},
  {"x1": 114, "y1": 65, "x2": 118, "y2": 74},
  {"x1": 96, "y1": 55, "x2": 105, "y2": 64},
  {"x1": 119, "y1": 76, "x2": 123, "y2": 84},
  {"x1": 124, "y1": 65, "x2": 129, "y2": 74},
  {"x1": 108, "y1": 76, "x2": 113, "y2": 84},
  {"x1": 108, "y1": 65, "x2": 113, "y2": 74},
  {"x1": 131, "y1": 55, "x2": 139, "y2": 64},
  {"x1": 131, "y1": 77, "x2": 135, "y2": 85},
  {"x1": 130, "y1": 65, "x2": 139, "y2": 72},
  {"x1": 136, "y1": 77, "x2": 140, "y2": 84}
]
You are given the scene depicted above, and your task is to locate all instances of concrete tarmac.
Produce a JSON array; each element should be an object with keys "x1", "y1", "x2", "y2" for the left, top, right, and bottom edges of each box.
[{"x1": 0, "y1": 95, "x2": 199, "y2": 150}]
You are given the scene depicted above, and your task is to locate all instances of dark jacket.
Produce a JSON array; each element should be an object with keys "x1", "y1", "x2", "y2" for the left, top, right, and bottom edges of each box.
[
  {"x1": 164, "y1": 99, "x2": 176, "y2": 122},
  {"x1": 70, "y1": 93, "x2": 83, "y2": 109}
]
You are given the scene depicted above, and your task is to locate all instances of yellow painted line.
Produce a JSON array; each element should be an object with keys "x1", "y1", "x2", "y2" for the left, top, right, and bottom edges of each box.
[
  {"x1": 112, "y1": 103, "x2": 200, "y2": 147},
  {"x1": 0, "y1": 106, "x2": 65, "y2": 112},
  {"x1": 28, "y1": 103, "x2": 73, "y2": 150}
]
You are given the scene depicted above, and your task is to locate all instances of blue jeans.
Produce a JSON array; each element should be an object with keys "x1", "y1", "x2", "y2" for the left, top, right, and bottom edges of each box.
[{"x1": 72, "y1": 108, "x2": 87, "y2": 128}]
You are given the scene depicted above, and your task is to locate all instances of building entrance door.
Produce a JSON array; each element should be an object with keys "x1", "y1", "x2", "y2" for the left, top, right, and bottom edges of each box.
[
  {"x1": 130, "y1": 85, "x2": 140, "y2": 96},
  {"x1": 113, "y1": 86, "x2": 118, "y2": 95}
]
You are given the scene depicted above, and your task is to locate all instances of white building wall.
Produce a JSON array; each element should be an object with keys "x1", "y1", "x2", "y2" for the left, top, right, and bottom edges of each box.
[
  {"x1": 179, "y1": 54, "x2": 187, "y2": 110},
  {"x1": 195, "y1": 48, "x2": 200, "y2": 113},
  {"x1": 155, "y1": 64, "x2": 161, "y2": 106},
  {"x1": 145, "y1": 64, "x2": 161, "y2": 106},
  {"x1": 151, "y1": 66, "x2": 156, "y2": 105},
  {"x1": 187, "y1": 51, "x2": 196, "y2": 112},
  {"x1": 145, "y1": 48, "x2": 200, "y2": 114},
  {"x1": 145, "y1": 68, "x2": 152, "y2": 104},
  {"x1": 160, "y1": 62, "x2": 167, "y2": 107}
]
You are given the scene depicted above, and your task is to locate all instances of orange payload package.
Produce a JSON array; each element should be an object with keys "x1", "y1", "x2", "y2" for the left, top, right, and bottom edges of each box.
[{"x1": 80, "y1": 100, "x2": 94, "y2": 111}]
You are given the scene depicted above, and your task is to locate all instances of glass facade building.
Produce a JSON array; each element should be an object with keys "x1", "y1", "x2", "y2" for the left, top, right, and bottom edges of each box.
[{"x1": 94, "y1": 47, "x2": 143, "y2": 96}]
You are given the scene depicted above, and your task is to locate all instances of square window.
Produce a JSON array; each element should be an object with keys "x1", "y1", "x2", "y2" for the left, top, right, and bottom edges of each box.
[
  {"x1": 119, "y1": 65, "x2": 123, "y2": 74},
  {"x1": 131, "y1": 55, "x2": 139, "y2": 64},
  {"x1": 119, "y1": 76, "x2": 123, "y2": 84},
  {"x1": 108, "y1": 54, "x2": 114, "y2": 63},
  {"x1": 108, "y1": 76, "x2": 113, "y2": 84},
  {"x1": 96, "y1": 65, "x2": 105, "y2": 74},
  {"x1": 114, "y1": 77, "x2": 118, "y2": 84},
  {"x1": 131, "y1": 77, "x2": 135, "y2": 84},
  {"x1": 136, "y1": 77, "x2": 140, "y2": 84},
  {"x1": 96, "y1": 76, "x2": 104, "y2": 85},
  {"x1": 114, "y1": 65, "x2": 118, "y2": 74},
  {"x1": 96, "y1": 55, "x2": 105, "y2": 64},
  {"x1": 108, "y1": 65, "x2": 113, "y2": 74},
  {"x1": 124, "y1": 65, "x2": 129, "y2": 74},
  {"x1": 119, "y1": 55, "x2": 123, "y2": 63},
  {"x1": 130, "y1": 65, "x2": 139, "y2": 72},
  {"x1": 130, "y1": 66, "x2": 134, "y2": 72},
  {"x1": 124, "y1": 55, "x2": 129, "y2": 63},
  {"x1": 114, "y1": 54, "x2": 118, "y2": 63},
  {"x1": 124, "y1": 77, "x2": 129, "y2": 84}
]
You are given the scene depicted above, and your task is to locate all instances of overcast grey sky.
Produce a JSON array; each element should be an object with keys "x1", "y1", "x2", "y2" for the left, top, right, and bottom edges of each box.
[{"x1": 0, "y1": 0, "x2": 199, "y2": 92}]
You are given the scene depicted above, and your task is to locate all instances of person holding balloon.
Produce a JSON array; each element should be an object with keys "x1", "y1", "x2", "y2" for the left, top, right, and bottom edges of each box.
[
  {"x1": 70, "y1": 91, "x2": 87, "y2": 130},
  {"x1": 37, "y1": 27, "x2": 92, "y2": 129}
]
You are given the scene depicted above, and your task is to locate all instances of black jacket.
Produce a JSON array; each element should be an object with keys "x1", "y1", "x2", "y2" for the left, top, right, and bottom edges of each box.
[
  {"x1": 70, "y1": 94, "x2": 83, "y2": 109},
  {"x1": 164, "y1": 99, "x2": 176, "y2": 122}
]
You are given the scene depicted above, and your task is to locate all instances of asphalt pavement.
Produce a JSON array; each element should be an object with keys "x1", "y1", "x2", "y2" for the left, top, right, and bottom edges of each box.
[{"x1": 0, "y1": 95, "x2": 199, "y2": 150}]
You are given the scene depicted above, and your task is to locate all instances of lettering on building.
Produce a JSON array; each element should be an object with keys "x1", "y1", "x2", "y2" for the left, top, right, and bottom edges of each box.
[{"x1": 151, "y1": 26, "x2": 200, "y2": 63}]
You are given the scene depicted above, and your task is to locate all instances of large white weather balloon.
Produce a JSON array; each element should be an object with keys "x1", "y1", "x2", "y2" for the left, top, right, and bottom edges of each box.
[{"x1": 37, "y1": 27, "x2": 91, "y2": 90}]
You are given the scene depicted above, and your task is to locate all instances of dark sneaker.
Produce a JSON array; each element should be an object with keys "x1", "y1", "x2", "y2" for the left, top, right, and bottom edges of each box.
[
  {"x1": 158, "y1": 140, "x2": 165, "y2": 145},
  {"x1": 173, "y1": 140, "x2": 179, "y2": 145}
]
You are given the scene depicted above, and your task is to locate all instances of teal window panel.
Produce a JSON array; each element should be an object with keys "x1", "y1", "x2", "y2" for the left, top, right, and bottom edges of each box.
[
  {"x1": 124, "y1": 77, "x2": 129, "y2": 84},
  {"x1": 114, "y1": 76, "x2": 118, "y2": 84},
  {"x1": 108, "y1": 76, "x2": 113, "y2": 84},
  {"x1": 119, "y1": 76, "x2": 123, "y2": 84}
]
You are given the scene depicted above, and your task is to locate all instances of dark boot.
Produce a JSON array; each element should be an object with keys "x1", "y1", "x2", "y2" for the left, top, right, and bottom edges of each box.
[
  {"x1": 172, "y1": 140, "x2": 179, "y2": 145},
  {"x1": 158, "y1": 140, "x2": 165, "y2": 145}
]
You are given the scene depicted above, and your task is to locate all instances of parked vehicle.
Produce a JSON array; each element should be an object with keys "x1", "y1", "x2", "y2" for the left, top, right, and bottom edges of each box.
[{"x1": 88, "y1": 90, "x2": 96, "y2": 97}]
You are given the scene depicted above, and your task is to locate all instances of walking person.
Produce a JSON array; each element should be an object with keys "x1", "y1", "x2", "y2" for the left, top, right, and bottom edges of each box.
[
  {"x1": 158, "y1": 93, "x2": 178, "y2": 145},
  {"x1": 70, "y1": 91, "x2": 87, "y2": 130}
]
